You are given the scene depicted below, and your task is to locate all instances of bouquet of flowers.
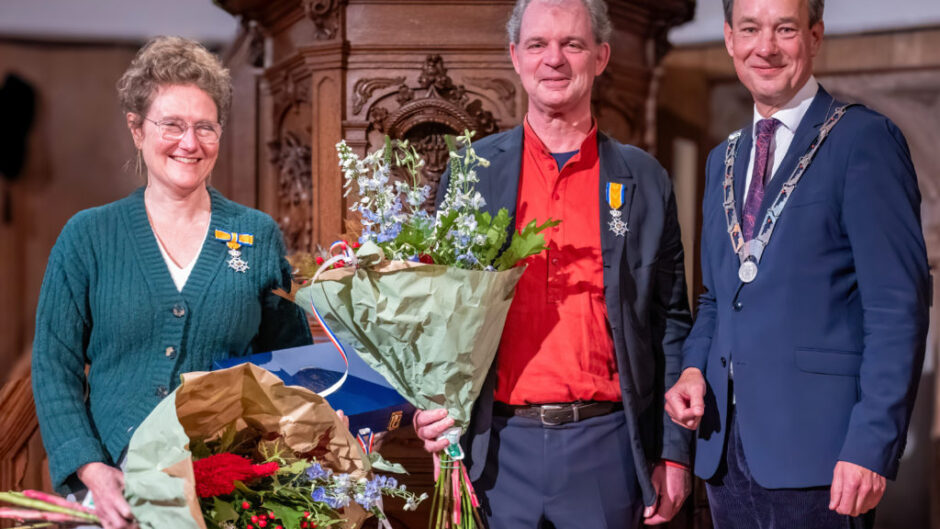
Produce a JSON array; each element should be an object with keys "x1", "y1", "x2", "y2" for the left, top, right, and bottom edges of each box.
[
  {"x1": 122, "y1": 363, "x2": 425, "y2": 529},
  {"x1": 293, "y1": 132, "x2": 557, "y2": 528}
]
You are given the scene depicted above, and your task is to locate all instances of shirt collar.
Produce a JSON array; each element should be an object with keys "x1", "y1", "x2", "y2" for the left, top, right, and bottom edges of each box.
[
  {"x1": 523, "y1": 115, "x2": 599, "y2": 164},
  {"x1": 752, "y1": 75, "x2": 819, "y2": 135}
]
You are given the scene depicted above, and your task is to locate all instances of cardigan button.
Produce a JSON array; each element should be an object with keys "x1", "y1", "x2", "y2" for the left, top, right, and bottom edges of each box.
[
  {"x1": 155, "y1": 385, "x2": 168, "y2": 397},
  {"x1": 165, "y1": 346, "x2": 176, "y2": 359},
  {"x1": 172, "y1": 305, "x2": 186, "y2": 318}
]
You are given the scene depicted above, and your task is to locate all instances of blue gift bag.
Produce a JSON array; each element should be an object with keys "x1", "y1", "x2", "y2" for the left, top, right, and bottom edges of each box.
[{"x1": 212, "y1": 342, "x2": 415, "y2": 436}]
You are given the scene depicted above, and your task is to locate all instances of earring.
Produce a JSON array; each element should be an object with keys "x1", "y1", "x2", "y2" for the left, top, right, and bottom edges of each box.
[{"x1": 136, "y1": 149, "x2": 143, "y2": 177}]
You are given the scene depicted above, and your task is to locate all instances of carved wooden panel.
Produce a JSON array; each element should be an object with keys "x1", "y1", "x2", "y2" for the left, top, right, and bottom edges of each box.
[
  {"x1": 360, "y1": 54, "x2": 503, "y2": 204},
  {"x1": 267, "y1": 69, "x2": 315, "y2": 253}
]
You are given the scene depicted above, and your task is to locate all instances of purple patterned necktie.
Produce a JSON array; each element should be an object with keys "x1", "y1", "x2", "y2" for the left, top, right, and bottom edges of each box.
[{"x1": 742, "y1": 118, "x2": 781, "y2": 239}]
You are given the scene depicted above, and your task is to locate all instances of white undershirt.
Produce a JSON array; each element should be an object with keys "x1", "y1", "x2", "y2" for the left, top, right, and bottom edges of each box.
[
  {"x1": 743, "y1": 76, "x2": 819, "y2": 198},
  {"x1": 154, "y1": 233, "x2": 201, "y2": 292}
]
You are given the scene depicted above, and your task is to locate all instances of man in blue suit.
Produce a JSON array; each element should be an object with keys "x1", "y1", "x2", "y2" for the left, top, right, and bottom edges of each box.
[
  {"x1": 665, "y1": 0, "x2": 930, "y2": 527},
  {"x1": 414, "y1": 0, "x2": 694, "y2": 527}
]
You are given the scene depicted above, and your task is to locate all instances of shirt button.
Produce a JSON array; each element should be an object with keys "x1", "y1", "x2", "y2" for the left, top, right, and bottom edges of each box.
[
  {"x1": 733, "y1": 301, "x2": 743, "y2": 312},
  {"x1": 172, "y1": 305, "x2": 186, "y2": 317},
  {"x1": 552, "y1": 193, "x2": 560, "y2": 200},
  {"x1": 165, "y1": 346, "x2": 176, "y2": 358},
  {"x1": 551, "y1": 258, "x2": 559, "y2": 265},
  {"x1": 720, "y1": 356, "x2": 727, "y2": 367},
  {"x1": 155, "y1": 385, "x2": 169, "y2": 397}
]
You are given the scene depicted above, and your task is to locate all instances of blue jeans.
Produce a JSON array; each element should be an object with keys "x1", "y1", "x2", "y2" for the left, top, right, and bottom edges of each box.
[
  {"x1": 474, "y1": 409, "x2": 644, "y2": 529},
  {"x1": 706, "y1": 407, "x2": 875, "y2": 529}
]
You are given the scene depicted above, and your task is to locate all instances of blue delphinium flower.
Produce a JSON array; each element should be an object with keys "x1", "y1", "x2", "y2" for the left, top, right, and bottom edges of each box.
[
  {"x1": 311, "y1": 487, "x2": 327, "y2": 503},
  {"x1": 306, "y1": 462, "x2": 330, "y2": 481}
]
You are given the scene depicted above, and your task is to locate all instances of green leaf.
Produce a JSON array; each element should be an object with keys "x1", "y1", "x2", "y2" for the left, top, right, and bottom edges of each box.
[
  {"x1": 479, "y1": 208, "x2": 512, "y2": 266},
  {"x1": 216, "y1": 422, "x2": 238, "y2": 454},
  {"x1": 494, "y1": 218, "x2": 561, "y2": 271},
  {"x1": 369, "y1": 452, "x2": 409, "y2": 474},
  {"x1": 211, "y1": 497, "x2": 238, "y2": 525},
  {"x1": 189, "y1": 437, "x2": 211, "y2": 460},
  {"x1": 263, "y1": 499, "x2": 304, "y2": 529}
]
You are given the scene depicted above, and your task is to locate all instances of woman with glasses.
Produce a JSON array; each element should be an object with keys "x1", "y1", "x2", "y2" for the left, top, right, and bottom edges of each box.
[{"x1": 31, "y1": 36, "x2": 311, "y2": 529}]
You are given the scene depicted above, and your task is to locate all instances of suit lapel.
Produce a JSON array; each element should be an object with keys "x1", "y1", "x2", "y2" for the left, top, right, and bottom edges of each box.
[
  {"x1": 598, "y1": 133, "x2": 635, "y2": 272},
  {"x1": 756, "y1": 88, "x2": 834, "y2": 223},
  {"x1": 480, "y1": 127, "x2": 523, "y2": 222}
]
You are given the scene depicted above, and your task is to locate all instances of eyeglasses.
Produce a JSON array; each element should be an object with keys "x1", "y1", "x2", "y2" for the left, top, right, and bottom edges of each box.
[{"x1": 143, "y1": 116, "x2": 222, "y2": 144}]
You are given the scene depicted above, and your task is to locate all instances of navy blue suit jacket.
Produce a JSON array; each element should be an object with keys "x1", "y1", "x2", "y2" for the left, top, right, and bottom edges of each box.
[
  {"x1": 437, "y1": 126, "x2": 693, "y2": 506},
  {"x1": 683, "y1": 86, "x2": 929, "y2": 487}
]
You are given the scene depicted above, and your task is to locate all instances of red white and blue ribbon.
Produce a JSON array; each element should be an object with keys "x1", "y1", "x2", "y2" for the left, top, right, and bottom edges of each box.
[
  {"x1": 356, "y1": 427, "x2": 375, "y2": 455},
  {"x1": 309, "y1": 241, "x2": 359, "y2": 398}
]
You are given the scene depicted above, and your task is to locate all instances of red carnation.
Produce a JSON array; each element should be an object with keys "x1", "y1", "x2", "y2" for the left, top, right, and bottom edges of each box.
[{"x1": 192, "y1": 453, "x2": 280, "y2": 498}]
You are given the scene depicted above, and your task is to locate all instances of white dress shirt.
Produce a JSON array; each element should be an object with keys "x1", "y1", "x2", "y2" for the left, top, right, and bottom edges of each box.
[{"x1": 742, "y1": 76, "x2": 820, "y2": 198}]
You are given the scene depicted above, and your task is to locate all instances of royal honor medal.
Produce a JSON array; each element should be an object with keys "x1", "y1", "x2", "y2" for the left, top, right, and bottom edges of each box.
[
  {"x1": 214, "y1": 230, "x2": 254, "y2": 273},
  {"x1": 606, "y1": 182, "x2": 628, "y2": 237}
]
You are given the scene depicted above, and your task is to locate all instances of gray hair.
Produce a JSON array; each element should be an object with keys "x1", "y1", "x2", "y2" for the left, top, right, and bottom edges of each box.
[
  {"x1": 722, "y1": 0, "x2": 824, "y2": 27},
  {"x1": 507, "y1": 0, "x2": 613, "y2": 45}
]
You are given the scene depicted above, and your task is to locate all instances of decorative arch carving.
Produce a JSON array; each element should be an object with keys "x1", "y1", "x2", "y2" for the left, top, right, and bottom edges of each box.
[{"x1": 363, "y1": 55, "x2": 501, "y2": 205}]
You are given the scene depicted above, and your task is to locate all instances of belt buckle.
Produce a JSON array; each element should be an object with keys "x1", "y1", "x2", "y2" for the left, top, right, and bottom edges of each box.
[{"x1": 538, "y1": 404, "x2": 574, "y2": 426}]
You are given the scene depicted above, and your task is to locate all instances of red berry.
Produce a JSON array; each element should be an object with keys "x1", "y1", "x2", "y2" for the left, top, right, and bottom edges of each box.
[
  {"x1": 418, "y1": 254, "x2": 434, "y2": 264},
  {"x1": 247, "y1": 525, "x2": 254, "y2": 529},
  {"x1": 351, "y1": 241, "x2": 361, "y2": 249},
  {"x1": 315, "y1": 256, "x2": 325, "y2": 265},
  {"x1": 268, "y1": 513, "x2": 276, "y2": 519},
  {"x1": 251, "y1": 515, "x2": 259, "y2": 523},
  {"x1": 276, "y1": 526, "x2": 283, "y2": 529},
  {"x1": 303, "y1": 512, "x2": 310, "y2": 518},
  {"x1": 241, "y1": 501, "x2": 251, "y2": 510},
  {"x1": 301, "y1": 523, "x2": 308, "y2": 529},
  {"x1": 258, "y1": 521, "x2": 267, "y2": 528}
]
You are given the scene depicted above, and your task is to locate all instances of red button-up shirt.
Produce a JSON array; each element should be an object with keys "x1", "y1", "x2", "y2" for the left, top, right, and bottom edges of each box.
[{"x1": 493, "y1": 120, "x2": 621, "y2": 404}]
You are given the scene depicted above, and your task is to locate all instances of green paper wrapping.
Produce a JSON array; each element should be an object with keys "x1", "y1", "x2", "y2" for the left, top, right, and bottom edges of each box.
[{"x1": 295, "y1": 241, "x2": 525, "y2": 432}]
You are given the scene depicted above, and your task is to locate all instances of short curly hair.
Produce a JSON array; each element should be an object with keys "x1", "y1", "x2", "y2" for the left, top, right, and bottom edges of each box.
[{"x1": 117, "y1": 36, "x2": 232, "y2": 126}]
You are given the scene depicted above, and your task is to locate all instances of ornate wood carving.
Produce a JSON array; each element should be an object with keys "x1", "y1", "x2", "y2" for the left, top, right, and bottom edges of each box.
[
  {"x1": 593, "y1": 70, "x2": 645, "y2": 146},
  {"x1": 466, "y1": 76, "x2": 517, "y2": 116},
  {"x1": 267, "y1": 69, "x2": 314, "y2": 253},
  {"x1": 268, "y1": 131, "x2": 313, "y2": 253},
  {"x1": 364, "y1": 55, "x2": 500, "y2": 203},
  {"x1": 246, "y1": 20, "x2": 265, "y2": 68},
  {"x1": 353, "y1": 76, "x2": 406, "y2": 115},
  {"x1": 303, "y1": 0, "x2": 345, "y2": 40}
]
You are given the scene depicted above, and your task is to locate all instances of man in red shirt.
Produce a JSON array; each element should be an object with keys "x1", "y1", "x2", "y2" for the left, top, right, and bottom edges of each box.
[{"x1": 414, "y1": 0, "x2": 693, "y2": 526}]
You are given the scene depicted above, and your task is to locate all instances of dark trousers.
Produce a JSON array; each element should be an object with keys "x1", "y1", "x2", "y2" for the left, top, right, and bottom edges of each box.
[
  {"x1": 706, "y1": 407, "x2": 875, "y2": 529},
  {"x1": 473, "y1": 409, "x2": 644, "y2": 529}
]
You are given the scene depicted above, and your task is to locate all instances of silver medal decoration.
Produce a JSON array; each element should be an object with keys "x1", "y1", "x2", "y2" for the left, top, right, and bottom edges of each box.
[
  {"x1": 737, "y1": 239, "x2": 765, "y2": 283},
  {"x1": 608, "y1": 209, "x2": 629, "y2": 237},
  {"x1": 228, "y1": 248, "x2": 249, "y2": 273},
  {"x1": 738, "y1": 260, "x2": 758, "y2": 283}
]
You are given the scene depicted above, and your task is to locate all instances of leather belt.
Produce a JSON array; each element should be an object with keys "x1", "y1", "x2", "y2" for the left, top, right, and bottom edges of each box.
[{"x1": 493, "y1": 401, "x2": 623, "y2": 426}]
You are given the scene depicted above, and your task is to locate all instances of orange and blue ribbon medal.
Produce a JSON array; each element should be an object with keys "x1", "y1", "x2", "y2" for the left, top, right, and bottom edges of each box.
[
  {"x1": 214, "y1": 230, "x2": 254, "y2": 273},
  {"x1": 606, "y1": 182, "x2": 628, "y2": 236}
]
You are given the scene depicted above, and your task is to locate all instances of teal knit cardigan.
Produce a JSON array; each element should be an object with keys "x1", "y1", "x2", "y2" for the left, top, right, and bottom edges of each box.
[{"x1": 32, "y1": 187, "x2": 312, "y2": 493}]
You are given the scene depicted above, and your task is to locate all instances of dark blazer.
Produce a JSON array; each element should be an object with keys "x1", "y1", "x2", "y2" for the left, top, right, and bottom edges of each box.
[
  {"x1": 683, "y1": 86, "x2": 929, "y2": 487},
  {"x1": 436, "y1": 126, "x2": 693, "y2": 507}
]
